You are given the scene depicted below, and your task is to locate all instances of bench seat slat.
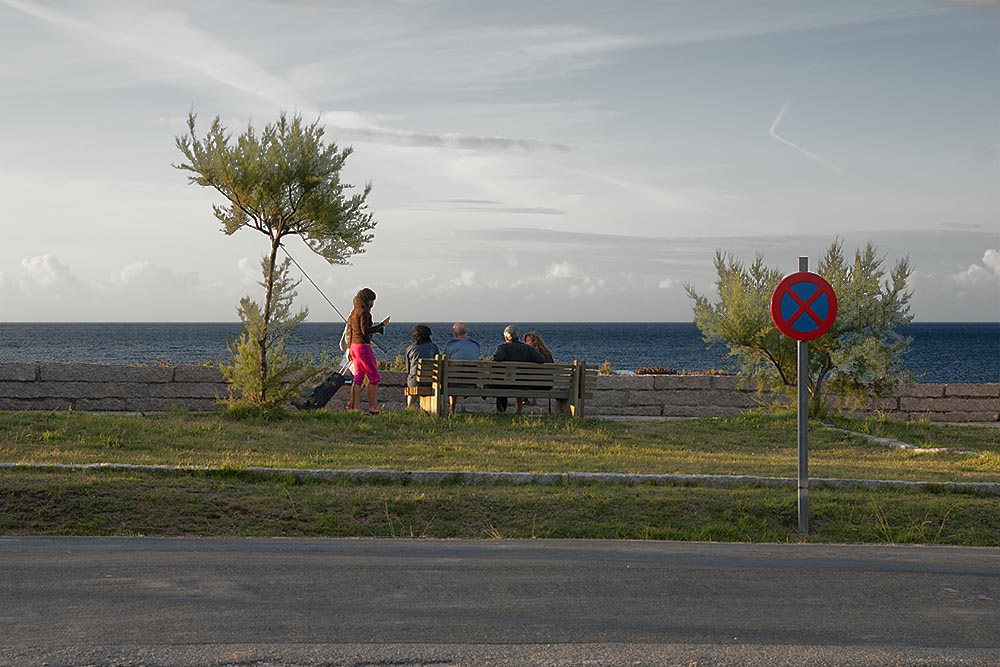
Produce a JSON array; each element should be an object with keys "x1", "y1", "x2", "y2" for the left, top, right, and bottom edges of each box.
[{"x1": 413, "y1": 356, "x2": 590, "y2": 417}]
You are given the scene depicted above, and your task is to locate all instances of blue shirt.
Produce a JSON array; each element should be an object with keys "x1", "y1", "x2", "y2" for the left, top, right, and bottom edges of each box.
[
  {"x1": 405, "y1": 341, "x2": 439, "y2": 385},
  {"x1": 444, "y1": 337, "x2": 480, "y2": 361}
]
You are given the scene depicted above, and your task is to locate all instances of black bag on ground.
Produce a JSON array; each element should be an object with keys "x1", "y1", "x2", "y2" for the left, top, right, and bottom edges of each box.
[{"x1": 294, "y1": 371, "x2": 351, "y2": 410}]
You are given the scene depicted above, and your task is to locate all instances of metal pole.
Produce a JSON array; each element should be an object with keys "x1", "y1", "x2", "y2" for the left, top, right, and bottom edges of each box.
[{"x1": 797, "y1": 256, "x2": 809, "y2": 534}]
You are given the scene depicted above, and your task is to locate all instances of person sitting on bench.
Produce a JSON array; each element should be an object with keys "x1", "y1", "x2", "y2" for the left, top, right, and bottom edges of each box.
[
  {"x1": 443, "y1": 322, "x2": 481, "y2": 415},
  {"x1": 492, "y1": 325, "x2": 546, "y2": 413},
  {"x1": 405, "y1": 324, "x2": 438, "y2": 408}
]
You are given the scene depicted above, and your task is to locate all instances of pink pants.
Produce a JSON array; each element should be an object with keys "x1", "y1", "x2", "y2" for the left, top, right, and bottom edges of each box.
[{"x1": 349, "y1": 344, "x2": 381, "y2": 385}]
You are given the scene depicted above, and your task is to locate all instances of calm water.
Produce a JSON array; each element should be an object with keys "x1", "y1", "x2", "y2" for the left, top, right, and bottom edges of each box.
[{"x1": 0, "y1": 322, "x2": 997, "y2": 384}]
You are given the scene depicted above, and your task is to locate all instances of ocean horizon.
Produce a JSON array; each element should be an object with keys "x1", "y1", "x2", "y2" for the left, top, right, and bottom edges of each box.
[{"x1": 1, "y1": 321, "x2": 997, "y2": 384}]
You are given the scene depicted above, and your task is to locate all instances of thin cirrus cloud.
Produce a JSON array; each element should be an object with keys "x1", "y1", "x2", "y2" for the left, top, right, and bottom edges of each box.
[
  {"x1": 768, "y1": 102, "x2": 856, "y2": 179},
  {"x1": 0, "y1": 0, "x2": 309, "y2": 109},
  {"x1": 423, "y1": 200, "x2": 566, "y2": 215},
  {"x1": 327, "y1": 125, "x2": 573, "y2": 152},
  {"x1": 0, "y1": 0, "x2": 597, "y2": 155},
  {"x1": 8, "y1": 0, "x2": 635, "y2": 149}
]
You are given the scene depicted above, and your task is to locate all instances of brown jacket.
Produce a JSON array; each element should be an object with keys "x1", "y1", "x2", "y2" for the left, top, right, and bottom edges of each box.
[{"x1": 347, "y1": 305, "x2": 385, "y2": 345}]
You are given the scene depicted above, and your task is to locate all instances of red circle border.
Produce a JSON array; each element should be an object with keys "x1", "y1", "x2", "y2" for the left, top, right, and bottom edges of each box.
[{"x1": 769, "y1": 272, "x2": 838, "y2": 341}]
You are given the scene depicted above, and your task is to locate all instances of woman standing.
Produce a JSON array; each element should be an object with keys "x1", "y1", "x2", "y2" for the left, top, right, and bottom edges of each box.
[{"x1": 346, "y1": 287, "x2": 390, "y2": 414}]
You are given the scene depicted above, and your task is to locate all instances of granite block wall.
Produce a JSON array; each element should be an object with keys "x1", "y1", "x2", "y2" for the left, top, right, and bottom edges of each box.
[{"x1": 0, "y1": 364, "x2": 996, "y2": 422}]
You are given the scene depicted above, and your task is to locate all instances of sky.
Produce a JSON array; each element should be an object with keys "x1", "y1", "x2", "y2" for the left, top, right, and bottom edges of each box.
[{"x1": 0, "y1": 0, "x2": 997, "y2": 323}]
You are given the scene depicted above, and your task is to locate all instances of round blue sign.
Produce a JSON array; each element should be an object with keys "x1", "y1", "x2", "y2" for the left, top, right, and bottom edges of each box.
[{"x1": 770, "y1": 272, "x2": 838, "y2": 341}]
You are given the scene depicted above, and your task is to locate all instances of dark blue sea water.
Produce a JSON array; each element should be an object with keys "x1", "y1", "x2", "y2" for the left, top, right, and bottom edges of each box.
[{"x1": 0, "y1": 322, "x2": 997, "y2": 384}]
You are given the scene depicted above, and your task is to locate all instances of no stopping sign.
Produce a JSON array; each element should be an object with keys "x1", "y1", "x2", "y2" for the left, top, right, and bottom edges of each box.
[{"x1": 770, "y1": 272, "x2": 838, "y2": 341}]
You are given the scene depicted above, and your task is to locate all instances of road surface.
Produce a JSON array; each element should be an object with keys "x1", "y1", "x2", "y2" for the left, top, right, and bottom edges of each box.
[{"x1": 1, "y1": 537, "x2": 997, "y2": 666}]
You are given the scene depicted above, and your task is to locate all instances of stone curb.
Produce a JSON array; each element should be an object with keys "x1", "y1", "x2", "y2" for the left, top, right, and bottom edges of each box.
[
  {"x1": 821, "y1": 424, "x2": 982, "y2": 457},
  {"x1": 2, "y1": 462, "x2": 997, "y2": 495}
]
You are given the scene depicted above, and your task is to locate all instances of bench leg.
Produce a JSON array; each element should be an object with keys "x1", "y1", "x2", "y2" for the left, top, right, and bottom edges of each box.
[
  {"x1": 554, "y1": 398, "x2": 569, "y2": 416},
  {"x1": 418, "y1": 394, "x2": 437, "y2": 415}
]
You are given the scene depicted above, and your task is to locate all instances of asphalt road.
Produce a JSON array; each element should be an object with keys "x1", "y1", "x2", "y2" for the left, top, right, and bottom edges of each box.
[{"x1": 1, "y1": 537, "x2": 997, "y2": 666}]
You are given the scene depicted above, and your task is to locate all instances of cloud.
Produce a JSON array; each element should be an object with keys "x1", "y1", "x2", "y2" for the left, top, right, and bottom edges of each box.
[
  {"x1": 18, "y1": 254, "x2": 83, "y2": 291},
  {"x1": 0, "y1": 254, "x2": 237, "y2": 321},
  {"x1": 953, "y1": 249, "x2": 1000, "y2": 285},
  {"x1": 545, "y1": 262, "x2": 583, "y2": 280},
  {"x1": 421, "y1": 200, "x2": 566, "y2": 215},
  {"x1": 567, "y1": 277, "x2": 608, "y2": 299},
  {"x1": 658, "y1": 279, "x2": 675, "y2": 290},
  {"x1": 449, "y1": 270, "x2": 478, "y2": 288},
  {"x1": 109, "y1": 261, "x2": 198, "y2": 289},
  {"x1": 1, "y1": 0, "x2": 309, "y2": 108},
  {"x1": 0, "y1": 255, "x2": 90, "y2": 318},
  {"x1": 983, "y1": 249, "x2": 1000, "y2": 272},
  {"x1": 768, "y1": 102, "x2": 856, "y2": 178},
  {"x1": 237, "y1": 257, "x2": 260, "y2": 286},
  {"x1": 328, "y1": 125, "x2": 573, "y2": 152}
]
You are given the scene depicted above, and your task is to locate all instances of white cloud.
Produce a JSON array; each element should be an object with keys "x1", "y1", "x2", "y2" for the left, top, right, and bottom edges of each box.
[
  {"x1": 658, "y1": 279, "x2": 675, "y2": 289},
  {"x1": 545, "y1": 262, "x2": 583, "y2": 280},
  {"x1": 983, "y1": 249, "x2": 1000, "y2": 273},
  {"x1": 237, "y1": 257, "x2": 260, "y2": 286},
  {"x1": 1, "y1": 0, "x2": 310, "y2": 109},
  {"x1": 450, "y1": 270, "x2": 478, "y2": 288},
  {"x1": 567, "y1": 277, "x2": 608, "y2": 299},
  {"x1": 953, "y1": 249, "x2": 1000, "y2": 285},
  {"x1": 19, "y1": 254, "x2": 82, "y2": 291},
  {"x1": 109, "y1": 261, "x2": 198, "y2": 289}
]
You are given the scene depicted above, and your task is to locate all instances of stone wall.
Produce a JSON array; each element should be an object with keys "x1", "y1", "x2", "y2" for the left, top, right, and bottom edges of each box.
[
  {"x1": 0, "y1": 364, "x2": 228, "y2": 412},
  {"x1": 0, "y1": 364, "x2": 997, "y2": 422}
]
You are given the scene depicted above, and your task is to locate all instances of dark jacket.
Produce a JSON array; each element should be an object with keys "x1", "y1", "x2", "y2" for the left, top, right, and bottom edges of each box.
[
  {"x1": 493, "y1": 340, "x2": 546, "y2": 364},
  {"x1": 347, "y1": 306, "x2": 385, "y2": 345},
  {"x1": 405, "y1": 341, "x2": 439, "y2": 386}
]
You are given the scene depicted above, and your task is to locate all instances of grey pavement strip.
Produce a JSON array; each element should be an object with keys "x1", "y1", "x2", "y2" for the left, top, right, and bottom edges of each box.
[{"x1": 2, "y1": 461, "x2": 998, "y2": 494}]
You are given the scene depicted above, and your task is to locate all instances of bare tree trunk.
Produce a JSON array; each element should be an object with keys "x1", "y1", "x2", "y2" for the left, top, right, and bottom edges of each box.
[{"x1": 258, "y1": 238, "x2": 281, "y2": 403}]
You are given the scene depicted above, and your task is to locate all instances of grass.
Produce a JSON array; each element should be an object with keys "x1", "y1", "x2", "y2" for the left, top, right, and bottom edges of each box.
[
  {"x1": 2, "y1": 469, "x2": 997, "y2": 544},
  {"x1": 1, "y1": 408, "x2": 997, "y2": 481},
  {"x1": 0, "y1": 408, "x2": 997, "y2": 544}
]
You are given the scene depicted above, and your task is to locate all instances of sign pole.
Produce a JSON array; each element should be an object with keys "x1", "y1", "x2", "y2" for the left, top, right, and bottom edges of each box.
[
  {"x1": 770, "y1": 257, "x2": 835, "y2": 535},
  {"x1": 797, "y1": 256, "x2": 809, "y2": 535}
]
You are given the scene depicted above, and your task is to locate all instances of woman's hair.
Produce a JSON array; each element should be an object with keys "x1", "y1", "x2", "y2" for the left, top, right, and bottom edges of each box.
[
  {"x1": 524, "y1": 331, "x2": 553, "y2": 359},
  {"x1": 353, "y1": 287, "x2": 376, "y2": 309},
  {"x1": 412, "y1": 324, "x2": 432, "y2": 345}
]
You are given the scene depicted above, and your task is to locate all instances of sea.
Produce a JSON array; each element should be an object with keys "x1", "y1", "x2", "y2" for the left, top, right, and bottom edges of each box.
[{"x1": 0, "y1": 322, "x2": 997, "y2": 384}]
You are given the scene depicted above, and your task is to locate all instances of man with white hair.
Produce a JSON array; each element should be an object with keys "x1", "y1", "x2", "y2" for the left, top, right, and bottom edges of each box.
[
  {"x1": 492, "y1": 324, "x2": 546, "y2": 413},
  {"x1": 443, "y1": 322, "x2": 481, "y2": 415}
]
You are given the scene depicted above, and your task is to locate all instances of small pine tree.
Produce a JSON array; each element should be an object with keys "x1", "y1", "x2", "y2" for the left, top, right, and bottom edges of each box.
[
  {"x1": 686, "y1": 240, "x2": 914, "y2": 417},
  {"x1": 220, "y1": 257, "x2": 321, "y2": 410}
]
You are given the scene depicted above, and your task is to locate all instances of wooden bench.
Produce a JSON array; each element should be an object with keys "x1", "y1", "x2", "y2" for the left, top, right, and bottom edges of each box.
[{"x1": 404, "y1": 355, "x2": 595, "y2": 417}]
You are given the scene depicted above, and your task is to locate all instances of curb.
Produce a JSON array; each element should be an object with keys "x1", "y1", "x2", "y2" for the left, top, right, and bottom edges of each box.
[{"x1": 2, "y1": 462, "x2": 998, "y2": 495}]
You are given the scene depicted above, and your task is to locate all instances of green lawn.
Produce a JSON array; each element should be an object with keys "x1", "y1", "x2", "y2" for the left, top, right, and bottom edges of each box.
[
  {"x1": 1, "y1": 409, "x2": 997, "y2": 544},
  {"x1": 1, "y1": 409, "x2": 997, "y2": 482}
]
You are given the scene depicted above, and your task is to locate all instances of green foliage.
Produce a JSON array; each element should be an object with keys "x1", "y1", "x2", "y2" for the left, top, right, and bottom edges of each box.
[
  {"x1": 687, "y1": 240, "x2": 914, "y2": 417},
  {"x1": 598, "y1": 360, "x2": 615, "y2": 375},
  {"x1": 377, "y1": 347, "x2": 408, "y2": 372},
  {"x1": 219, "y1": 257, "x2": 327, "y2": 411},
  {"x1": 174, "y1": 111, "x2": 376, "y2": 264},
  {"x1": 175, "y1": 110, "x2": 376, "y2": 405}
]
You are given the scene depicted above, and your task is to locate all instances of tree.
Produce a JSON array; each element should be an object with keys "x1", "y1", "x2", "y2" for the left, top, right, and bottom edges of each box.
[
  {"x1": 174, "y1": 111, "x2": 376, "y2": 405},
  {"x1": 221, "y1": 257, "x2": 310, "y2": 408},
  {"x1": 686, "y1": 240, "x2": 914, "y2": 417}
]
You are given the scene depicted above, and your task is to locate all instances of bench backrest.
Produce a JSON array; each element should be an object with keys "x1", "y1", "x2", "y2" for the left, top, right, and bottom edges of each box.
[{"x1": 414, "y1": 355, "x2": 594, "y2": 397}]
